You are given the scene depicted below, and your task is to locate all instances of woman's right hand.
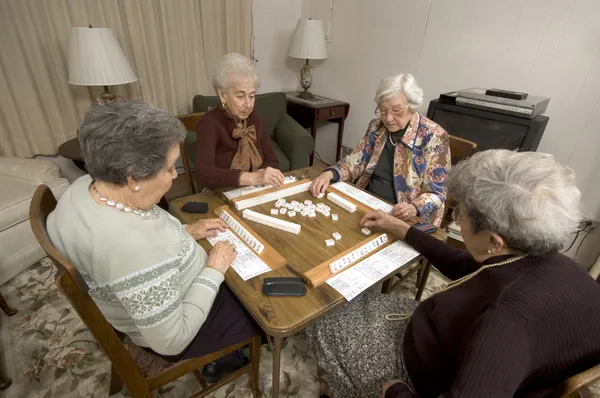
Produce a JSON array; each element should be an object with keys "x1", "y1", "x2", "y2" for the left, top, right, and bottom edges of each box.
[
  {"x1": 206, "y1": 241, "x2": 238, "y2": 275},
  {"x1": 361, "y1": 210, "x2": 411, "y2": 240},
  {"x1": 310, "y1": 171, "x2": 334, "y2": 197},
  {"x1": 254, "y1": 167, "x2": 285, "y2": 187}
]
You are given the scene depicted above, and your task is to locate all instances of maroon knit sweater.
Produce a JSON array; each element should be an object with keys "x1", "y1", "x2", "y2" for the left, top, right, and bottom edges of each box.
[
  {"x1": 195, "y1": 107, "x2": 278, "y2": 189},
  {"x1": 386, "y1": 227, "x2": 600, "y2": 398}
]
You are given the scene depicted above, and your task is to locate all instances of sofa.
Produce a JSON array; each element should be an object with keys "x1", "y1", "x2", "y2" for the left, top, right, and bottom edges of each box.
[
  {"x1": 189, "y1": 92, "x2": 315, "y2": 173},
  {"x1": 0, "y1": 157, "x2": 69, "y2": 285}
]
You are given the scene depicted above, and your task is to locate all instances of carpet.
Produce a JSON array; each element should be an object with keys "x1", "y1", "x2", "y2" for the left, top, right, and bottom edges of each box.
[{"x1": 0, "y1": 258, "x2": 597, "y2": 397}]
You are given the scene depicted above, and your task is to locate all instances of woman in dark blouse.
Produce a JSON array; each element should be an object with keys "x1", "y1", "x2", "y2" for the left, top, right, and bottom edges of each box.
[
  {"x1": 307, "y1": 150, "x2": 600, "y2": 398},
  {"x1": 195, "y1": 53, "x2": 284, "y2": 189}
]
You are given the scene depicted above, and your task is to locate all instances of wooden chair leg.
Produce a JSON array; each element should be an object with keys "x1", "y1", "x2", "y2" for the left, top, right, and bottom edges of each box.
[
  {"x1": 381, "y1": 277, "x2": 394, "y2": 294},
  {"x1": 193, "y1": 369, "x2": 208, "y2": 389},
  {"x1": 0, "y1": 293, "x2": 17, "y2": 316},
  {"x1": 0, "y1": 371, "x2": 12, "y2": 390},
  {"x1": 415, "y1": 261, "x2": 432, "y2": 301},
  {"x1": 108, "y1": 365, "x2": 124, "y2": 395},
  {"x1": 249, "y1": 335, "x2": 262, "y2": 398}
]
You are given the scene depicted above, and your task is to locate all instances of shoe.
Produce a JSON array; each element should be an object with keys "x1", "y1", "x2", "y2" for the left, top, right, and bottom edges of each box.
[{"x1": 201, "y1": 350, "x2": 249, "y2": 383}]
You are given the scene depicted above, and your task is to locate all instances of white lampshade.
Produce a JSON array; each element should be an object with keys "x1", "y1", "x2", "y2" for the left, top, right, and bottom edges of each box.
[
  {"x1": 68, "y1": 27, "x2": 137, "y2": 86},
  {"x1": 288, "y1": 19, "x2": 328, "y2": 60}
]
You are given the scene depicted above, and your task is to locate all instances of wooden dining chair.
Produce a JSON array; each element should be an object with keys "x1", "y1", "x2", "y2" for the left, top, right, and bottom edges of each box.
[
  {"x1": 382, "y1": 135, "x2": 477, "y2": 300},
  {"x1": 549, "y1": 363, "x2": 600, "y2": 397},
  {"x1": 0, "y1": 293, "x2": 17, "y2": 390},
  {"x1": 29, "y1": 185, "x2": 261, "y2": 398},
  {"x1": 176, "y1": 112, "x2": 205, "y2": 195}
]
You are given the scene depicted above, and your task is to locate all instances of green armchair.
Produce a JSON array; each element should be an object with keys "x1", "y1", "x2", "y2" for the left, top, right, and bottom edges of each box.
[{"x1": 191, "y1": 92, "x2": 315, "y2": 172}]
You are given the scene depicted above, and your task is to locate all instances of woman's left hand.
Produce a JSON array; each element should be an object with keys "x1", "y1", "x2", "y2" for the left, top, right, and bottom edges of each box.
[
  {"x1": 186, "y1": 218, "x2": 228, "y2": 240},
  {"x1": 391, "y1": 203, "x2": 418, "y2": 220}
]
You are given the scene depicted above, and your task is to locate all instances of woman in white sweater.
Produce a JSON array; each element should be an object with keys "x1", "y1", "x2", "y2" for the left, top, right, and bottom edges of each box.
[{"x1": 48, "y1": 100, "x2": 262, "y2": 382}]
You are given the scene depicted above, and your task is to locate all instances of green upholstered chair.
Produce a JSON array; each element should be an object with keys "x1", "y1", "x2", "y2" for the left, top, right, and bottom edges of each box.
[{"x1": 188, "y1": 92, "x2": 315, "y2": 173}]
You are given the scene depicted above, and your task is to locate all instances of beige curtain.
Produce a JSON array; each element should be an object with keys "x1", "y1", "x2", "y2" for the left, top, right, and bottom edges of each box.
[{"x1": 0, "y1": 0, "x2": 252, "y2": 158}]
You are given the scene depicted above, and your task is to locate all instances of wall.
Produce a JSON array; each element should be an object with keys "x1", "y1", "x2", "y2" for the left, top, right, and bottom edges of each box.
[
  {"x1": 291, "y1": 0, "x2": 600, "y2": 267},
  {"x1": 254, "y1": 0, "x2": 600, "y2": 267},
  {"x1": 252, "y1": 0, "x2": 303, "y2": 93}
]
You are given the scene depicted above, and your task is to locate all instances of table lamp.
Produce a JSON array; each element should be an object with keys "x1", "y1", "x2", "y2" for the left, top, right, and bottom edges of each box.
[
  {"x1": 288, "y1": 19, "x2": 328, "y2": 99},
  {"x1": 68, "y1": 26, "x2": 137, "y2": 102}
]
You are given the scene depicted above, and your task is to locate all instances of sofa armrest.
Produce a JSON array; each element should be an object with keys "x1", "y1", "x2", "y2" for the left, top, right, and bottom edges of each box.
[
  {"x1": 0, "y1": 157, "x2": 61, "y2": 183},
  {"x1": 274, "y1": 115, "x2": 315, "y2": 171}
]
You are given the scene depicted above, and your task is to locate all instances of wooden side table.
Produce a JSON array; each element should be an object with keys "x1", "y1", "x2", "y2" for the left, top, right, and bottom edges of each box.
[
  {"x1": 286, "y1": 93, "x2": 350, "y2": 165},
  {"x1": 58, "y1": 137, "x2": 86, "y2": 172}
]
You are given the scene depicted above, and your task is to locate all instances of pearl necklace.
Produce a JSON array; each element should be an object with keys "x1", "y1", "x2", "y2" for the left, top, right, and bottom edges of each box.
[
  {"x1": 91, "y1": 182, "x2": 160, "y2": 220},
  {"x1": 384, "y1": 254, "x2": 527, "y2": 321}
]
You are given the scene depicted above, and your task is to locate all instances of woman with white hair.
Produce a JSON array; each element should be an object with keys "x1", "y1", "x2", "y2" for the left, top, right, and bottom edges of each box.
[
  {"x1": 310, "y1": 74, "x2": 450, "y2": 225},
  {"x1": 308, "y1": 150, "x2": 600, "y2": 398},
  {"x1": 196, "y1": 52, "x2": 284, "y2": 189}
]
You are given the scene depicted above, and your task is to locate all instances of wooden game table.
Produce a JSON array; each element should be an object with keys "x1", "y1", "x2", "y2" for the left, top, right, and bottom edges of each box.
[{"x1": 169, "y1": 165, "x2": 445, "y2": 397}]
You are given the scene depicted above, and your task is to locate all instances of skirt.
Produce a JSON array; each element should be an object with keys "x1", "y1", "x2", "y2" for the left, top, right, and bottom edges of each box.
[
  {"x1": 154, "y1": 284, "x2": 264, "y2": 362},
  {"x1": 305, "y1": 290, "x2": 418, "y2": 398}
]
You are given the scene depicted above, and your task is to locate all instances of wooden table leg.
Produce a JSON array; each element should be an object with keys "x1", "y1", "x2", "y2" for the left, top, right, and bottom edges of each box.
[
  {"x1": 336, "y1": 118, "x2": 345, "y2": 162},
  {"x1": 0, "y1": 293, "x2": 16, "y2": 316},
  {"x1": 381, "y1": 277, "x2": 394, "y2": 294},
  {"x1": 309, "y1": 121, "x2": 318, "y2": 166},
  {"x1": 415, "y1": 260, "x2": 432, "y2": 301},
  {"x1": 271, "y1": 336, "x2": 282, "y2": 398}
]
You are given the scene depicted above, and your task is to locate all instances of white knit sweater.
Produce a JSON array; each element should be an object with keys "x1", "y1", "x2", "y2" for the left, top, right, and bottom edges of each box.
[{"x1": 48, "y1": 175, "x2": 224, "y2": 356}]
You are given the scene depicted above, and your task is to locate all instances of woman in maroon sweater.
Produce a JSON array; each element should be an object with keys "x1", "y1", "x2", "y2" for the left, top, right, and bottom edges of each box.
[
  {"x1": 195, "y1": 53, "x2": 283, "y2": 189},
  {"x1": 306, "y1": 150, "x2": 600, "y2": 398}
]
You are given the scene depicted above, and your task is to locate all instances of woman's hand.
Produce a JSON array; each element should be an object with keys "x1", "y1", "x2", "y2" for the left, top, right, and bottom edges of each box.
[
  {"x1": 361, "y1": 210, "x2": 410, "y2": 240},
  {"x1": 391, "y1": 203, "x2": 418, "y2": 221},
  {"x1": 185, "y1": 218, "x2": 228, "y2": 240},
  {"x1": 255, "y1": 167, "x2": 285, "y2": 187},
  {"x1": 310, "y1": 170, "x2": 334, "y2": 197},
  {"x1": 206, "y1": 241, "x2": 237, "y2": 275}
]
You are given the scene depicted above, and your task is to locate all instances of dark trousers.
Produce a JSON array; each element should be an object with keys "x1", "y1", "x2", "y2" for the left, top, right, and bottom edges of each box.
[{"x1": 154, "y1": 284, "x2": 263, "y2": 362}]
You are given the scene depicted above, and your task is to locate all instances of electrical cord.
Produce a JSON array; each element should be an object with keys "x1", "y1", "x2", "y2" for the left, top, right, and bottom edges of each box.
[
  {"x1": 312, "y1": 151, "x2": 332, "y2": 166},
  {"x1": 561, "y1": 230, "x2": 581, "y2": 253},
  {"x1": 561, "y1": 222, "x2": 594, "y2": 254},
  {"x1": 575, "y1": 227, "x2": 595, "y2": 259}
]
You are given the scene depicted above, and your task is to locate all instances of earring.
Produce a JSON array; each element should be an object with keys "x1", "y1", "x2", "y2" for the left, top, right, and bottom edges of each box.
[
  {"x1": 221, "y1": 101, "x2": 227, "y2": 109},
  {"x1": 135, "y1": 186, "x2": 140, "y2": 192},
  {"x1": 487, "y1": 249, "x2": 492, "y2": 254}
]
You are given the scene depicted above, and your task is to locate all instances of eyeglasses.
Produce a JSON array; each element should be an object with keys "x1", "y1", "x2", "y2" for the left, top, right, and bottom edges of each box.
[{"x1": 375, "y1": 104, "x2": 408, "y2": 119}]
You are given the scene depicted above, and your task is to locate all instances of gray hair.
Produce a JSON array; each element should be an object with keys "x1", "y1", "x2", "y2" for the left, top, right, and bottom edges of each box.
[
  {"x1": 212, "y1": 53, "x2": 260, "y2": 93},
  {"x1": 448, "y1": 149, "x2": 582, "y2": 257},
  {"x1": 375, "y1": 73, "x2": 424, "y2": 110},
  {"x1": 78, "y1": 100, "x2": 186, "y2": 185}
]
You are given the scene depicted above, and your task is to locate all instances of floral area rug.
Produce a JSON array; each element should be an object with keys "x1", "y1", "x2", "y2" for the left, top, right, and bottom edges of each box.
[{"x1": 1, "y1": 258, "x2": 597, "y2": 397}]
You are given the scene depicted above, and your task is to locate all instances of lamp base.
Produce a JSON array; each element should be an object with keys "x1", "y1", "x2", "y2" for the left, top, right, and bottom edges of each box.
[
  {"x1": 298, "y1": 90, "x2": 315, "y2": 99},
  {"x1": 99, "y1": 85, "x2": 117, "y2": 103},
  {"x1": 297, "y1": 60, "x2": 315, "y2": 100}
]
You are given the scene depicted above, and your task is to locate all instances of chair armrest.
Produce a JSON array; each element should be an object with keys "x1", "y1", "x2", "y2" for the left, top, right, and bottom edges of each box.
[
  {"x1": 0, "y1": 157, "x2": 61, "y2": 183},
  {"x1": 274, "y1": 115, "x2": 315, "y2": 170}
]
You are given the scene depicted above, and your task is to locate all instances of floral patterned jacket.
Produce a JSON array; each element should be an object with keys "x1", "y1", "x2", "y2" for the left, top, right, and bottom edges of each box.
[{"x1": 329, "y1": 112, "x2": 450, "y2": 226}]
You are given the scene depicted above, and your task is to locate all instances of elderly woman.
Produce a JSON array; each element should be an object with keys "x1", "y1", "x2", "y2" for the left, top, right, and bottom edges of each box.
[
  {"x1": 307, "y1": 150, "x2": 600, "y2": 398},
  {"x1": 195, "y1": 53, "x2": 284, "y2": 189},
  {"x1": 48, "y1": 101, "x2": 263, "y2": 383},
  {"x1": 310, "y1": 74, "x2": 450, "y2": 226}
]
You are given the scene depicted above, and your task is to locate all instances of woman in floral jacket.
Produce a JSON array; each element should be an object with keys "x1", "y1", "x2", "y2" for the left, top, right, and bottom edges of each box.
[{"x1": 310, "y1": 74, "x2": 450, "y2": 226}]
